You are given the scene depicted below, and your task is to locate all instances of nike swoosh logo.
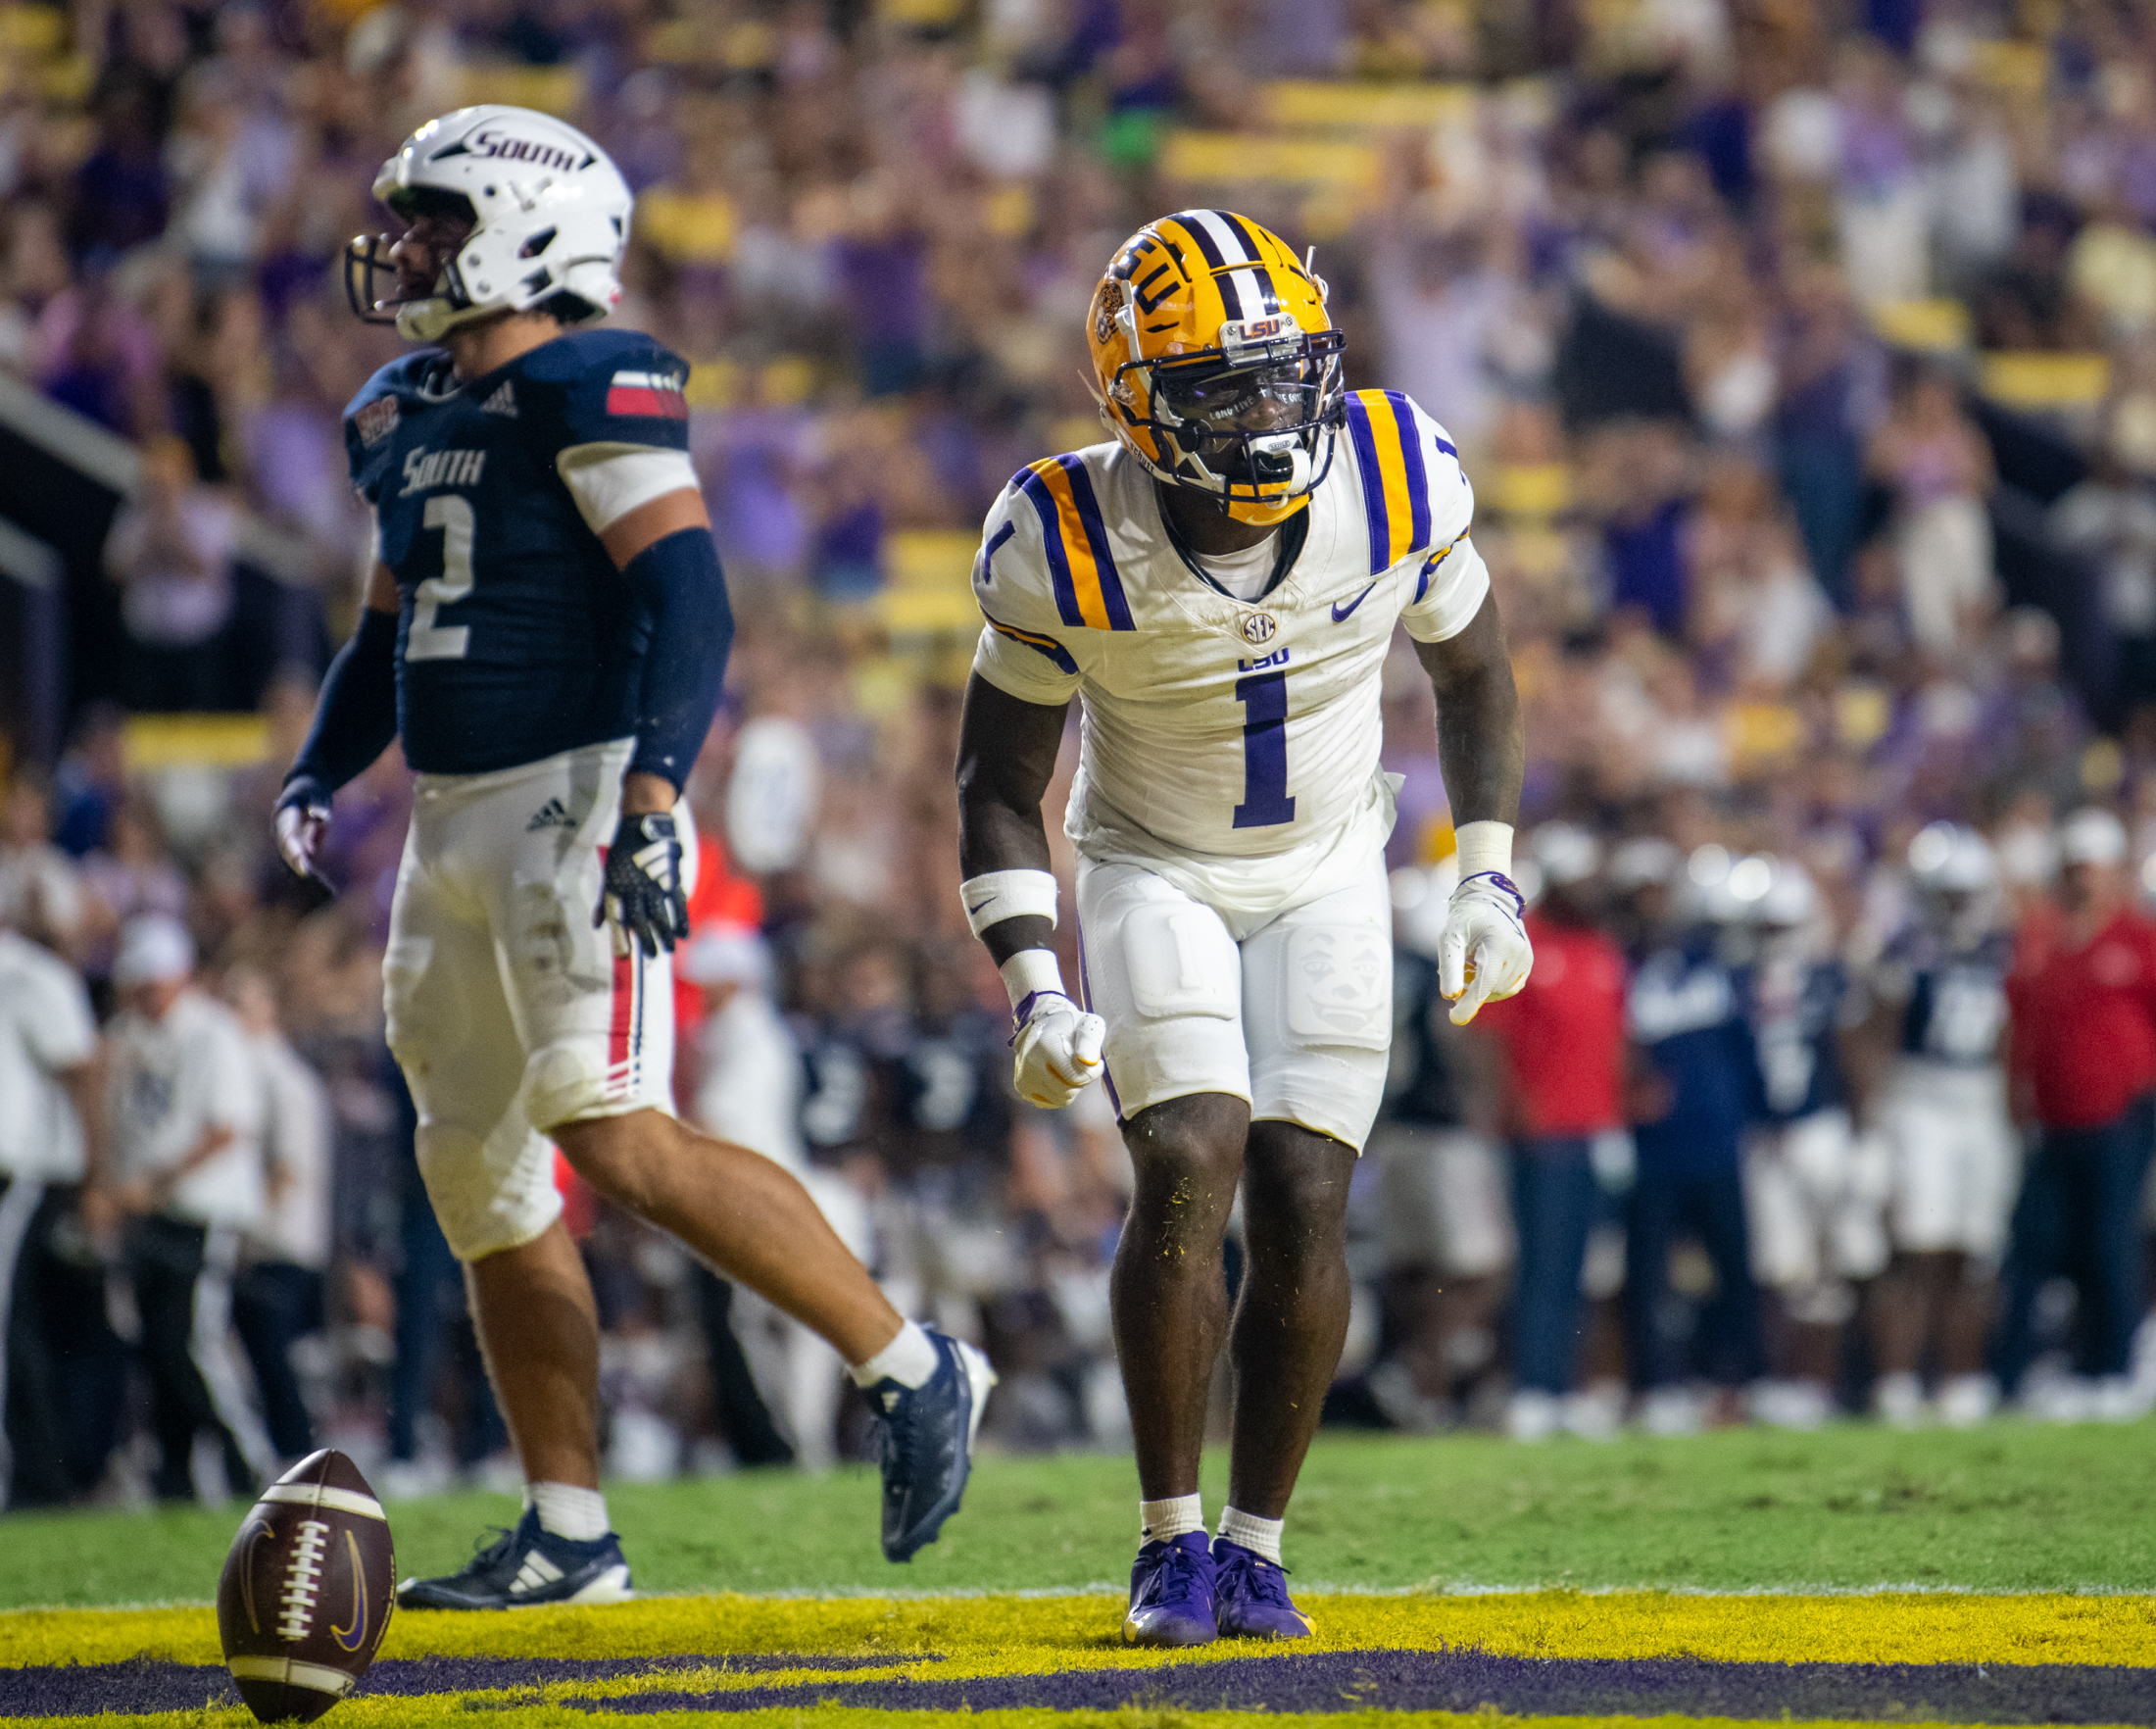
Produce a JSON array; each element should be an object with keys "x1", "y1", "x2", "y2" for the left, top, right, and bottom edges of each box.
[
  {"x1": 330, "y1": 1529, "x2": 368, "y2": 1653},
  {"x1": 1332, "y1": 581, "x2": 1379, "y2": 622},
  {"x1": 966, "y1": 899, "x2": 994, "y2": 916}
]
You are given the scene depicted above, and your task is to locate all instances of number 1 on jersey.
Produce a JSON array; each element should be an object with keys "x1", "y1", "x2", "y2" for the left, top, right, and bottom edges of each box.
[
  {"x1": 407, "y1": 494, "x2": 475, "y2": 661},
  {"x1": 1233, "y1": 668, "x2": 1297, "y2": 828}
]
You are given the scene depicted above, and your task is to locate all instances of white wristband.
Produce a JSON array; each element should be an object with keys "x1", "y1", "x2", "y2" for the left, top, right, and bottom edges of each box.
[
  {"x1": 961, "y1": 868, "x2": 1059, "y2": 937},
  {"x1": 999, "y1": 949, "x2": 1066, "y2": 1013},
  {"x1": 1453, "y1": 819, "x2": 1514, "y2": 882}
]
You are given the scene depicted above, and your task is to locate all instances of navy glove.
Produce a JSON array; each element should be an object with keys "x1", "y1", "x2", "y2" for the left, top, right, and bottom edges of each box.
[{"x1": 596, "y1": 811, "x2": 689, "y2": 957}]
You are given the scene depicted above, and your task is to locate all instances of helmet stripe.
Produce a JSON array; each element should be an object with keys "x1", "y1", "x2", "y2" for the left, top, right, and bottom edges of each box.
[
  {"x1": 1019, "y1": 458, "x2": 1133, "y2": 631},
  {"x1": 1167, "y1": 213, "x2": 1247, "y2": 320},
  {"x1": 1214, "y1": 211, "x2": 1266, "y2": 263}
]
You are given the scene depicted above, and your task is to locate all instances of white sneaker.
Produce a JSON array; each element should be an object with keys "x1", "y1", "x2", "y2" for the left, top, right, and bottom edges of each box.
[
  {"x1": 1752, "y1": 1379, "x2": 1833, "y2": 1430},
  {"x1": 1874, "y1": 1371, "x2": 1928, "y2": 1429},
  {"x1": 1367, "y1": 1358, "x2": 1449, "y2": 1434},
  {"x1": 2091, "y1": 1375, "x2": 2153, "y2": 1423},
  {"x1": 2023, "y1": 1371, "x2": 2094, "y2": 1423},
  {"x1": 1561, "y1": 1383, "x2": 1625, "y2": 1441},
  {"x1": 1936, "y1": 1373, "x2": 1998, "y2": 1428},
  {"x1": 1637, "y1": 1386, "x2": 1699, "y2": 1436},
  {"x1": 1505, "y1": 1388, "x2": 1561, "y2": 1443},
  {"x1": 377, "y1": 1457, "x2": 453, "y2": 1502}
]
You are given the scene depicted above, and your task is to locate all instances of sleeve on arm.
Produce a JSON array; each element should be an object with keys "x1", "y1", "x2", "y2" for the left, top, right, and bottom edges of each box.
[
  {"x1": 1399, "y1": 531, "x2": 1491, "y2": 642},
  {"x1": 24, "y1": 962, "x2": 96, "y2": 1073},
  {"x1": 557, "y1": 442, "x2": 703, "y2": 535},
  {"x1": 968, "y1": 488, "x2": 1083, "y2": 707}
]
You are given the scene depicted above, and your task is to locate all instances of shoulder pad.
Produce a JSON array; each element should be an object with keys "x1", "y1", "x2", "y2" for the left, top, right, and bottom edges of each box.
[
  {"x1": 525, "y1": 328, "x2": 691, "y2": 453},
  {"x1": 1341, "y1": 389, "x2": 1475, "y2": 575},
  {"x1": 979, "y1": 451, "x2": 1136, "y2": 632}
]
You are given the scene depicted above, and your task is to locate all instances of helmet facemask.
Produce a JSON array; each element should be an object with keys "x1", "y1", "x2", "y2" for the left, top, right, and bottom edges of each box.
[
  {"x1": 344, "y1": 188, "x2": 485, "y2": 340},
  {"x1": 1112, "y1": 319, "x2": 1346, "y2": 526}
]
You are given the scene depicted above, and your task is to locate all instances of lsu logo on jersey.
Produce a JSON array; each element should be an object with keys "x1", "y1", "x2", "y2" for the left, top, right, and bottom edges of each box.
[
  {"x1": 606, "y1": 370, "x2": 688, "y2": 420},
  {"x1": 354, "y1": 397, "x2": 400, "y2": 446},
  {"x1": 400, "y1": 447, "x2": 488, "y2": 495}
]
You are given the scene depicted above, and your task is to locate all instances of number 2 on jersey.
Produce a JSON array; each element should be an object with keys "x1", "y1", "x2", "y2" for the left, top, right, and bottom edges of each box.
[
  {"x1": 1233, "y1": 668, "x2": 1297, "y2": 828},
  {"x1": 407, "y1": 494, "x2": 475, "y2": 661}
]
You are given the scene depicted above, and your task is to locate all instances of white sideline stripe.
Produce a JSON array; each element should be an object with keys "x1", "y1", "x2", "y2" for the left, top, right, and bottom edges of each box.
[
  {"x1": 260, "y1": 1483, "x2": 387, "y2": 1522},
  {"x1": 226, "y1": 1655, "x2": 357, "y2": 1695},
  {"x1": 0, "y1": 371, "x2": 313, "y2": 586}
]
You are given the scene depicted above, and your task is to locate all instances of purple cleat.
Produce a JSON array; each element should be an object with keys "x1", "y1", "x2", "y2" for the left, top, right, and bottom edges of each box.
[
  {"x1": 1212, "y1": 1539, "x2": 1315, "y2": 1640},
  {"x1": 1121, "y1": 1532, "x2": 1217, "y2": 1647}
]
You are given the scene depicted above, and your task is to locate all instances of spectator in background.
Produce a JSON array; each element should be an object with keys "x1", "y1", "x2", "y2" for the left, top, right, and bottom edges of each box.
[
  {"x1": 1868, "y1": 370, "x2": 1998, "y2": 661},
  {"x1": 1862, "y1": 823, "x2": 2018, "y2": 1428},
  {"x1": 105, "y1": 915, "x2": 275, "y2": 1501},
  {"x1": 1996, "y1": 808, "x2": 2156, "y2": 1418},
  {"x1": 1740, "y1": 862, "x2": 1886, "y2": 1431},
  {"x1": 1480, "y1": 826, "x2": 1631, "y2": 1441},
  {"x1": 0, "y1": 891, "x2": 108, "y2": 1507},
  {"x1": 682, "y1": 925, "x2": 865, "y2": 1470},
  {"x1": 1367, "y1": 860, "x2": 1515, "y2": 1433},
  {"x1": 225, "y1": 965, "x2": 330, "y2": 1464},
  {"x1": 102, "y1": 435, "x2": 238, "y2": 713},
  {"x1": 0, "y1": 769, "x2": 83, "y2": 947},
  {"x1": 2051, "y1": 438, "x2": 2156, "y2": 713},
  {"x1": 1624, "y1": 851, "x2": 1767, "y2": 1431}
]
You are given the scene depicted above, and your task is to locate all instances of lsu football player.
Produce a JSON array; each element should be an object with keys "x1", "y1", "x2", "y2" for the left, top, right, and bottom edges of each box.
[
  {"x1": 274, "y1": 107, "x2": 991, "y2": 1606},
  {"x1": 955, "y1": 211, "x2": 1530, "y2": 1644}
]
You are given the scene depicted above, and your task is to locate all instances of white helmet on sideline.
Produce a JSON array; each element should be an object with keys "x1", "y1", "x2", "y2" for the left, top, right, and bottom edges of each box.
[{"x1": 346, "y1": 106, "x2": 632, "y2": 343}]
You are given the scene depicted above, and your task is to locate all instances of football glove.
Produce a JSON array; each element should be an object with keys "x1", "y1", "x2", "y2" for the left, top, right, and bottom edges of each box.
[
  {"x1": 597, "y1": 811, "x2": 689, "y2": 957},
  {"x1": 1437, "y1": 870, "x2": 1534, "y2": 1025},
  {"x1": 1010, "y1": 991, "x2": 1106, "y2": 1110},
  {"x1": 272, "y1": 775, "x2": 337, "y2": 898}
]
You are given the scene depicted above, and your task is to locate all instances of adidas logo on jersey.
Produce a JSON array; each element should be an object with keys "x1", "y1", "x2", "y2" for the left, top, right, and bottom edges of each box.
[
  {"x1": 526, "y1": 798, "x2": 576, "y2": 833},
  {"x1": 479, "y1": 381, "x2": 517, "y2": 418}
]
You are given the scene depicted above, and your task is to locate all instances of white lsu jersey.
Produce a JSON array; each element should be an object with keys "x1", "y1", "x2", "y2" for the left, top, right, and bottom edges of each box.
[{"x1": 970, "y1": 389, "x2": 1488, "y2": 916}]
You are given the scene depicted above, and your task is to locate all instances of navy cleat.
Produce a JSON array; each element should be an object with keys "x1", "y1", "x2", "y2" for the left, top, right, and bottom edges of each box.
[
  {"x1": 1212, "y1": 1538, "x2": 1314, "y2": 1640},
  {"x1": 869, "y1": 1327, "x2": 996, "y2": 1561},
  {"x1": 395, "y1": 1507, "x2": 633, "y2": 1610},
  {"x1": 1122, "y1": 1532, "x2": 1218, "y2": 1647}
]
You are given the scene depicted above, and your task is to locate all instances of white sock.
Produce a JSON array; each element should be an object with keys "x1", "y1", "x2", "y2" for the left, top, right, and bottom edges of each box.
[
  {"x1": 1140, "y1": 1493, "x2": 1204, "y2": 1546},
  {"x1": 847, "y1": 1319, "x2": 941, "y2": 1390},
  {"x1": 525, "y1": 1481, "x2": 610, "y2": 1543},
  {"x1": 1218, "y1": 1506, "x2": 1284, "y2": 1565}
]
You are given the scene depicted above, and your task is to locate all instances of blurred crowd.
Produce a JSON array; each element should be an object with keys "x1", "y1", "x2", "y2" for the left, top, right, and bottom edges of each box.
[{"x1": 12, "y1": 0, "x2": 2156, "y2": 1501}]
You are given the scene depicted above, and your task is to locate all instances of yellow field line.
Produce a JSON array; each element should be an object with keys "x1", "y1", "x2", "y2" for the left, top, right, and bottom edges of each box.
[{"x1": 6, "y1": 1590, "x2": 2155, "y2": 1673}]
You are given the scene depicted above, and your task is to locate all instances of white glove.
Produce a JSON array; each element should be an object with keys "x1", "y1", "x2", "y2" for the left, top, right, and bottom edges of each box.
[
  {"x1": 1011, "y1": 991, "x2": 1106, "y2": 1109},
  {"x1": 1437, "y1": 871, "x2": 1534, "y2": 1024}
]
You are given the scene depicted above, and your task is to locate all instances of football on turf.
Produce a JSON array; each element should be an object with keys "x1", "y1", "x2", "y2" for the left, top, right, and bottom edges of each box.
[{"x1": 216, "y1": 1450, "x2": 395, "y2": 1723}]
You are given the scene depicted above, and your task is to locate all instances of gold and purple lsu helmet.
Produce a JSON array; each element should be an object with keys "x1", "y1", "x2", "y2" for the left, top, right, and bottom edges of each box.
[{"x1": 1087, "y1": 210, "x2": 1345, "y2": 527}]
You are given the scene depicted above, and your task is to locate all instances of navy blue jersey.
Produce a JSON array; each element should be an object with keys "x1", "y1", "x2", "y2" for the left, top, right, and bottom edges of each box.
[
  {"x1": 343, "y1": 329, "x2": 694, "y2": 775},
  {"x1": 1886, "y1": 926, "x2": 2012, "y2": 1066},
  {"x1": 1385, "y1": 951, "x2": 1468, "y2": 1128},
  {"x1": 1743, "y1": 958, "x2": 1849, "y2": 1123},
  {"x1": 1628, "y1": 938, "x2": 1760, "y2": 1171}
]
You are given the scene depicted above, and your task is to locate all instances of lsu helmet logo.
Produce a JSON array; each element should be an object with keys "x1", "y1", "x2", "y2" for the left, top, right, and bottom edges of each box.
[{"x1": 1095, "y1": 278, "x2": 1125, "y2": 349}]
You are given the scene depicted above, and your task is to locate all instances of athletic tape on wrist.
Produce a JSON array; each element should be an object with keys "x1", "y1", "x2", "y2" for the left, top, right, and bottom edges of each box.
[
  {"x1": 962, "y1": 869, "x2": 1059, "y2": 937},
  {"x1": 1000, "y1": 948, "x2": 1065, "y2": 1014},
  {"x1": 1452, "y1": 819, "x2": 1514, "y2": 881}
]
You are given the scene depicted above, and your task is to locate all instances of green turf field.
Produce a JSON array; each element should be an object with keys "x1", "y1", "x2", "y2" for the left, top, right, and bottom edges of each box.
[{"x1": 6, "y1": 1418, "x2": 2155, "y2": 1610}]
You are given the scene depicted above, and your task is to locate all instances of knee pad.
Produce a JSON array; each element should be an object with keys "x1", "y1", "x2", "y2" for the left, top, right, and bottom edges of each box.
[
  {"x1": 1283, "y1": 923, "x2": 1391, "y2": 1051},
  {"x1": 1123, "y1": 903, "x2": 1239, "y2": 1019}
]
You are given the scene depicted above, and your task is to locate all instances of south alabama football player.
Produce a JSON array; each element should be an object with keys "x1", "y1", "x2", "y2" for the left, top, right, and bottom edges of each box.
[
  {"x1": 274, "y1": 107, "x2": 992, "y2": 1607},
  {"x1": 954, "y1": 210, "x2": 1531, "y2": 1644}
]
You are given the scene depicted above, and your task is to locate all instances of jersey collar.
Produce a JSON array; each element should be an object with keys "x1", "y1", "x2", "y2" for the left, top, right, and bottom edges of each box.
[{"x1": 1153, "y1": 487, "x2": 1310, "y2": 607}]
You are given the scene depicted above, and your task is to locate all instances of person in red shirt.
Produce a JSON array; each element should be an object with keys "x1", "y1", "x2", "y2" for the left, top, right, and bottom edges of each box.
[
  {"x1": 1479, "y1": 824, "x2": 1630, "y2": 1439},
  {"x1": 1996, "y1": 807, "x2": 2156, "y2": 1399}
]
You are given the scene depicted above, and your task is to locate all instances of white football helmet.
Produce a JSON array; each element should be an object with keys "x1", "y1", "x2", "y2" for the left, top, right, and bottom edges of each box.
[{"x1": 345, "y1": 106, "x2": 632, "y2": 343}]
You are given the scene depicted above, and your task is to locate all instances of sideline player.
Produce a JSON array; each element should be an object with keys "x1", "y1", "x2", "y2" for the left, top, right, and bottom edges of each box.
[
  {"x1": 955, "y1": 211, "x2": 1529, "y2": 1644},
  {"x1": 276, "y1": 106, "x2": 990, "y2": 1607}
]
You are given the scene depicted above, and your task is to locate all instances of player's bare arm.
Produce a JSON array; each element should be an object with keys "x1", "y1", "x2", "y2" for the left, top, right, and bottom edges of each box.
[
  {"x1": 1416, "y1": 592, "x2": 1533, "y2": 1024},
  {"x1": 954, "y1": 675, "x2": 1105, "y2": 1108}
]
